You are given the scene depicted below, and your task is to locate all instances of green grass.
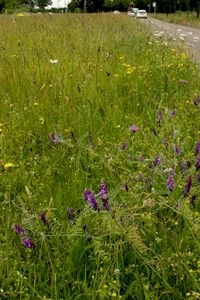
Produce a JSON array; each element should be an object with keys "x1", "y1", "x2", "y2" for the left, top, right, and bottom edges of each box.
[
  {"x1": 153, "y1": 12, "x2": 200, "y2": 28},
  {"x1": 1, "y1": 12, "x2": 200, "y2": 300}
]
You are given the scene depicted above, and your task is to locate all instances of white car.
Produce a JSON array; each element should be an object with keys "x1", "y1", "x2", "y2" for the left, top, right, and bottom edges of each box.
[
  {"x1": 136, "y1": 10, "x2": 147, "y2": 19},
  {"x1": 113, "y1": 10, "x2": 120, "y2": 14}
]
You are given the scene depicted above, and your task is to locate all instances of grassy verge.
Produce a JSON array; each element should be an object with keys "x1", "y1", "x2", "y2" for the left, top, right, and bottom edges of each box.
[
  {"x1": 153, "y1": 12, "x2": 200, "y2": 28},
  {"x1": 1, "y1": 12, "x2": 200, "y2": 299}
]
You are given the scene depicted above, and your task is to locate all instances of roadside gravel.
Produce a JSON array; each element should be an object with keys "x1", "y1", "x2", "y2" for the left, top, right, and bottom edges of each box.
[{"x1": 145, "y1": 18, "x2": 200, "y2": 64}]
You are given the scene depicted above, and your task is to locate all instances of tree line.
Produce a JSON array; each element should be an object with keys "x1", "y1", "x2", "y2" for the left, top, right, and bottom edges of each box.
[{"x1": 1, "y1": 0, "x2": 200, "y2": 16}]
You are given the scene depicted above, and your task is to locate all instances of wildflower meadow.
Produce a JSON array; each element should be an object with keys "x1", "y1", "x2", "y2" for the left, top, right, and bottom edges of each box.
[{"x1": 1, "y1": 12, "x2": 200, "y2": 300}]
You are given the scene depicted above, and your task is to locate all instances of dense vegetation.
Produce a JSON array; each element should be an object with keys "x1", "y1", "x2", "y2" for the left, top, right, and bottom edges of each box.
[
  {"x1": 1, "y1": 12, "x2": 200, "y2": 299},
  {"x1": 1, "y1": 0, "x2": 200, "y2": 15}
]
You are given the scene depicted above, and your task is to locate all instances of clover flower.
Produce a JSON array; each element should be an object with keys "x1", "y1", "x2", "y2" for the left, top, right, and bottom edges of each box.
[
  {"x1": 183, "y1": 176, "x2": 192, "y2": 198},
  {"x1": 167, "y1": 175, "x2": 175, "y2": 192},
  {"x1": 84, "y1": 190, "x2": 98, "y2": 210},
  {"x1": 68, "y1": 208, "x2": 76, "y2": 225},
  {"x1": 99, "y1": 179, "x2": 109, "y2": 210},
  {"x1": 12, "y1": 224, "x2": 25, "y2": 236},
  {"x1": 129, "y1": 124, "x2": 139, "y2": 133},
  {"x1": 22, "y1": 236, "x2": 35, "y2": 249}
]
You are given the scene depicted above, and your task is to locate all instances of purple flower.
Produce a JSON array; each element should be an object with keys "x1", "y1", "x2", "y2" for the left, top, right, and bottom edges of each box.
[
  {"x1": 68, "y1": 208, "x2": 76, "y2": 225},
  {"x1": 84, "y1": 189, "x2": 98, "y2": 211},
  {"x1": 99, "y1": 180, "x2": 109, "y2": 210},
  {"x1": 12, "y1": 224, "x2": 25, "y2": 236},
  {"x1": 195, "y1": 157, "x2": 200, "y2": 171},
  {"x1": 174, "y1": 146, "x2": 181, "y2": 155},
  {"x1": 22, "y1": 236, "x2": 35, "y2": 249},
  {"x1": 196, "y1": 174, "x2": 200, "y2": 182},
  {"x1": 39, "y1": 212, "x2": 50, "y2": 229},
  {"x1": 195, "y1": 142, "x2": 200, "y2": 156},
  {"x1": 183, "y1": 176, "x2": 192, "y2": 198},
  {"x1": 49, "y1": 133, "x2": 62, "y2": 144},
  {"x1": 153, "y1": 156, "x2": 161, "y2": 167},
  {"x1": 167, "y1": 175, "x2": 175, "y2": 192},
  {"x1": 129, "y1": 124, "x2": 139, "y2": 133}
]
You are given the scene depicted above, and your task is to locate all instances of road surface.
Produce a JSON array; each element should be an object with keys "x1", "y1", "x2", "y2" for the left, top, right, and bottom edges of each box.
[{"x1": 146, "y1": 18, "x2": 200, "y2": 64}]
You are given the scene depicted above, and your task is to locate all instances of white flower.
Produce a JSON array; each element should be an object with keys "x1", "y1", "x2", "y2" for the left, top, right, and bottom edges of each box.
[{"x1": 49, "y1": 59, "x2": 59, "y2": 64}]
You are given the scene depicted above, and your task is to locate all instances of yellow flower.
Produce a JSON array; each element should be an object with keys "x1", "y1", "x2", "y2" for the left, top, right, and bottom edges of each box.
[
  {"x1": 34, "y1": 102, "x2": 39, "y2": 106},
  {"x1": 4, "y1": 162, "x2": 15, "y2": 170},
  {"x1": 39, "y1": 117, "x2": 45, "y2": 124},
  {"x1": 181, "y1": 53, "x2": 187, "y2": 59}
]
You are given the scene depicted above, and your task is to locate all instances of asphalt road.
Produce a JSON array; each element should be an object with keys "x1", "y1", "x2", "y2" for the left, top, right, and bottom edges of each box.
[{"x1": 145, "y1": 18, "x2": 200, "y2": 64}]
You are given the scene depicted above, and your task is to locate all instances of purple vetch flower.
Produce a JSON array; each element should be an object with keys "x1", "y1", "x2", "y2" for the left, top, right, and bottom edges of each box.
[
  {"x1": 195, "y1": 142, "x2": 200, "y2": 156},
  {"x1": 99, "y1": 179, "x2": 109, "y2": 210},
  {"x1": 167, "y1": 175, "x2": 175, "y2": 192},
  {"x1": 22, "y1": 236, "x2": 35, "y2": 249},
  {"x1": 12, "y1": 224, "x2": 25, "y2": 236},
  {"x1": 49, "y1": 132, "x2": 62, "y2": 144},
  {"x1": 183, "y1": 176, "x2": 192, "y2": 198},
  {"x1": 129, "y1": 124, "x2": 139, "y2": 133},
  {"x1": 195, "y1": 157, "x2": 200, "y2": 171},
  {"x1": 68, "y1": 208, "x2": 76, "y2": 225},
  {"x1": 83, "y1": 189, "x2": 98, "y2": 210},
  {"x1": 39, "y1": 212, "x2": 50, "y2": 229},
  {"x1": 174, "y1": 146, "x2": 181, "y2": 155}
]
